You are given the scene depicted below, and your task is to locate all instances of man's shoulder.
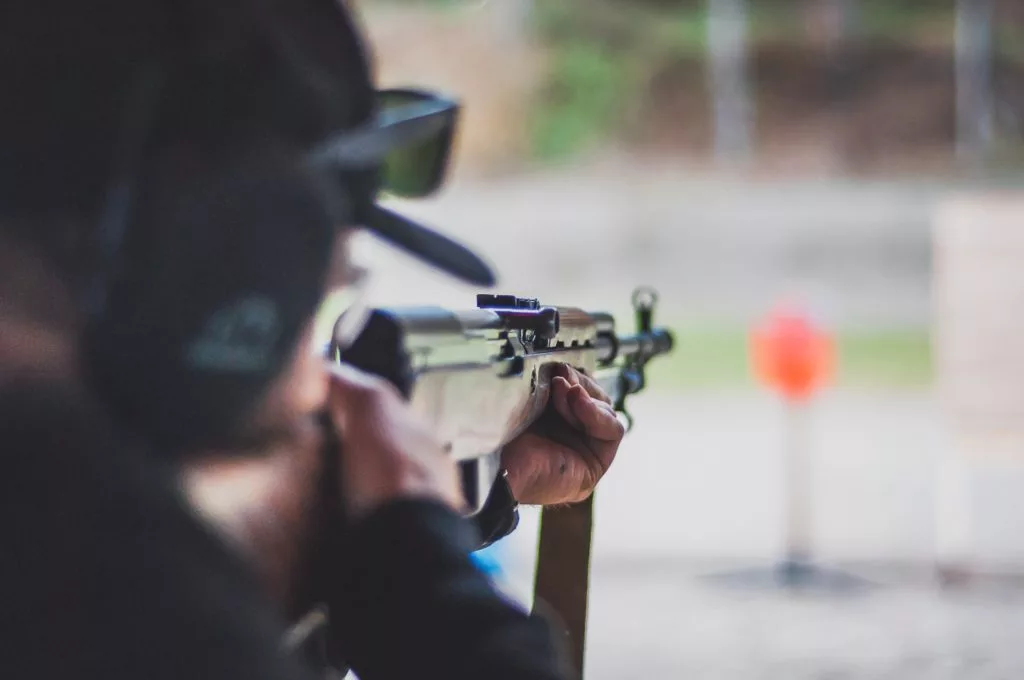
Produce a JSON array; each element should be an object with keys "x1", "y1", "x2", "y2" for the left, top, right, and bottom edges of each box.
[
  {"x1": 0, "y1": 374, "x2": 264, "y2": 595},
  {"x1": 0, "y1": 377, "x2": 311, "y2": 679},
  {"x1": 0, "y1": 375, "x2": 223, "y2": 556}
]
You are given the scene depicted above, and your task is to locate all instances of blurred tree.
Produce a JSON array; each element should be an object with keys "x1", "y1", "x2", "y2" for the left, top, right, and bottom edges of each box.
[{"x1": 707, "y1": 0, "x2": 754, "y2": 163}]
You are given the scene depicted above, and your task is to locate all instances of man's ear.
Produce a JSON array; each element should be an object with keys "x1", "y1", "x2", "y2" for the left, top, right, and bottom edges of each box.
[{"x1": 229, "y1": 320, "x2": 329, "y2": 445}]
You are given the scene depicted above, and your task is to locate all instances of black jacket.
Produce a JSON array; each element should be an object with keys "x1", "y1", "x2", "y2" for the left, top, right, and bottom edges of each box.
[{"x1": 0, "y1": 379, "x2": 571, "y2": 680}]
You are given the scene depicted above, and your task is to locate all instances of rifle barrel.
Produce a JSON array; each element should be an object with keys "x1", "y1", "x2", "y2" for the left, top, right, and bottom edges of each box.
[{"x1": 596, "y1": 328, "x2": 674, "y2": 363}]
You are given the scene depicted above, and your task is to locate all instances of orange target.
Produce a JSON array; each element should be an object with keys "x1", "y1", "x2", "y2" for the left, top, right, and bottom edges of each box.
[{"x1": 751, "y1": 306, "x2": 833, "y2": 401}]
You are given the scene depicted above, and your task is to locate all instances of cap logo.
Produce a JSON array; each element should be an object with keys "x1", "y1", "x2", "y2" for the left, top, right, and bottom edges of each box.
[{"x1": 186, "y1": 296, "x2": 282, "y2": 372}]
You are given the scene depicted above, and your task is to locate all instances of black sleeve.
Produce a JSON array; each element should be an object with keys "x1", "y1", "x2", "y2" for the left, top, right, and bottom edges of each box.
[
  {"x1": 472, "y1": 471, "x2": 520, "y2": 550},
  {"x1": 0, "y1": 381, "x2": 319, "y2": 680},
  {"x1": 1, "y1": 380, "x2": 570, "y2": 680},
  {"x1": 329, "y1": 499, "x2": 573, "y2": 680}
]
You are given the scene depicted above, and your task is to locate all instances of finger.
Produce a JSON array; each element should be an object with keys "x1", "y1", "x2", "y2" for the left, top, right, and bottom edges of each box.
[
  {"x1": 325, "y1": 363, "x2": 400, "y2": 431},
  {"x1": 571, "y1": 370, "x2": 614, "y2": 406},
  {"x1": 328, "y1": 361, "x2": 401, "y2": 393},
  {"x1": 548, "y1": 362, "x2": 579, "y2": 387},
  {"x1": 325, "y1": 368, "x2": 351, "y2": 423},
  {"x1": 549, "y1": 363, "x2": 613, "y2": 407},
  {"x1": 325, "y1": 365, "x2": 364, "y2": 421},
  {"x1": 549, "y1": 376, "x2": 584, "y2": 431},
  {"x1": 568, "y1": 386, "x2": 626, "y2": 443}
]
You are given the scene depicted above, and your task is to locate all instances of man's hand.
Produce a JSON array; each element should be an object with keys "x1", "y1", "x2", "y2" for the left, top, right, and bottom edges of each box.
[
  {"x1": 501, "y1": 363, "x2": 625, "y2": 506},
  {"x1": 327, "y1": 363, "x2": 465, "y2": 519}
]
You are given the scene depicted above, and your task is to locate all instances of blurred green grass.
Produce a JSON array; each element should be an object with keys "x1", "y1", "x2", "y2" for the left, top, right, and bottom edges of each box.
[{"x1": 646, "y1": 325, "x2": 932, "y2": 392}]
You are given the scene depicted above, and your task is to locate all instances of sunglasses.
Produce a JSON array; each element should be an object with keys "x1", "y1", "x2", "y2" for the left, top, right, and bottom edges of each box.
[
  {"x1": 308, "y1": 88, "x2": 459, "y2": 199},
  {"x1": 305, "y1": 89, "x2": 460, "y2": 357}
]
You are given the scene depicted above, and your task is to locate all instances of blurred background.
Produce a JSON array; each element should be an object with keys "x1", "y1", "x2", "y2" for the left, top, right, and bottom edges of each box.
[{"x1": 346, "y1": 1, "x2": 1024, "y2": 677}]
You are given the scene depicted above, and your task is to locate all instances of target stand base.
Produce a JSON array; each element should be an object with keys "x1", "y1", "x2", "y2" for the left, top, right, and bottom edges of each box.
[{"x1": 701, "y1": 557, "x2": 876, "y2": 594}]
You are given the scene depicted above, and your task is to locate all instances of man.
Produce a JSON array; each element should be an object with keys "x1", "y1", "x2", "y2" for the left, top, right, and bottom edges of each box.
[{"x1": 0, "y1": 1, "x2": 623, "y2": 678}]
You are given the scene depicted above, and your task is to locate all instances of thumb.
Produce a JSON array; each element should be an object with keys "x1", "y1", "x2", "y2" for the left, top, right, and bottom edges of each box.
[
  {"x1": 324, "y1": 362, "x2": 381, "y2": 429},
  {"x1": 326, "y1": 361, "x2": 379, "y2": 392}
]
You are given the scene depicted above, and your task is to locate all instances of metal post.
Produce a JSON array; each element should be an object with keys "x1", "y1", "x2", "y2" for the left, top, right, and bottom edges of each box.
[
  {"x1": 826, "y1": 0, "x2": 857, "y2": 42},
  {"x1": 783, "y1": 399, "x2": 813, "y2": 568},
  {"x1": 707, "y1": 0, "x2": 754, "y2": 163},
  {"x1": 812, "y1": 0, "x2": 858, "y2": 171},
  {"x1": 491, "y1": 0, "x2": 533, "y2": 48},
  {"x1": 934, "y1": 449, "x2": 974, "y2": 586},
  {"x1": 955, "y1": 0, "x2": 995, "y2": 165}
]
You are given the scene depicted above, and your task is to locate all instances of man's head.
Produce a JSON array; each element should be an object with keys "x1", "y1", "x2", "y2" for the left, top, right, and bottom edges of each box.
[{"x1": 0, "y1": 0, "x2": 494, "y2": 451}]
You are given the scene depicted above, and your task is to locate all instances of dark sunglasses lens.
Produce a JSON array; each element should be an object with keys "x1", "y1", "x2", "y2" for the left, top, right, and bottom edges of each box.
[{"x1": 378, "y1": 90, "x2": 454, "y2": 197}]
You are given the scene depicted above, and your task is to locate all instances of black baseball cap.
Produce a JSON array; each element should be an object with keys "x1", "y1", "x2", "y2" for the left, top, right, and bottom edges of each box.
[
  {"x1": 0, "y1": 0, "x2": 496, "y2": 288},
  {"x1": 1, "y1": 0, "x2": 499, "y2": 446}
]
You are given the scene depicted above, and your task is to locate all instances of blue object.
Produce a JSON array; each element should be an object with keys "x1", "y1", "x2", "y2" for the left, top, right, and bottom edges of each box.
[{"x1": 470, "y1": 541, "x2": 506, "y2": 578}]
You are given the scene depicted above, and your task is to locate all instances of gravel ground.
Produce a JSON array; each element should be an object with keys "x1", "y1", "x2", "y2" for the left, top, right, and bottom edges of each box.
[
  {"x1": 585, "y1": 561, "x2": 1024, "y2": 680},
  {"x1": 484, "y1": 391, "x2": 1024, "y2": 679}
]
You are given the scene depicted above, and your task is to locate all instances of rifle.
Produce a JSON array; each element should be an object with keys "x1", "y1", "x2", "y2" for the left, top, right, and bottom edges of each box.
[{"x1": 311, "y1": 286, "x2": 674, "y2": 677}]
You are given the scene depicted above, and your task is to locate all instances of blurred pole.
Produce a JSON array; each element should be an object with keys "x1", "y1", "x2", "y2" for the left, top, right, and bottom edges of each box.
[
  {"x1": 491, "y1": 0, "x2": 533, "y2": 47},
  {"x1": 955, "y1": 0, "x2": 995, "y2": 166},
  {"x1": 783, "y1": 401, "x2": 812, "y2": 567},
  {"x1": 707, "y1": 0, "x2": 754, "y2": 164},
  {"x1": 810, "y1": 0, "x2": 859, "y2": 171},
  {"x1": 934, "y1": 450, "x2": 973, "y2": 585},
  {"x1": 826, "y1": 0, "x2": 857, "y2": 42},
  {"x1": 804, "y1": 0, "x2": 857, "y2": 45}
]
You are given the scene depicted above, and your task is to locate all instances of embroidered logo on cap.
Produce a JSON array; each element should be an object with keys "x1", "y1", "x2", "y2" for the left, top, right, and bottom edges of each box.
[{"x1": 186, "y1": 296, "x2": 282, "y2": 372}]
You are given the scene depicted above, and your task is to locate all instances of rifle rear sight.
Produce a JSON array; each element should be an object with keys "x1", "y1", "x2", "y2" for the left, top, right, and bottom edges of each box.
[{"x1": 477, "y1": 294, "x2": 561, "y2": 344}]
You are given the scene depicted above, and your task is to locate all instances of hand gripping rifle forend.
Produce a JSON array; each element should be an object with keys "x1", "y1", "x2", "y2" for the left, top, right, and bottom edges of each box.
[
  {"x1": 329, "y1": 287, "x2": 674, "y2": 516},
  {"x1": 473, "y1": 288, "x2": 674, "y2": 432}
]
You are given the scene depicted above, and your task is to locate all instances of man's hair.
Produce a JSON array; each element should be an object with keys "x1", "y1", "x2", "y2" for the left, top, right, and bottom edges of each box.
[{"x1": 0, "y1": 0, "x2": 375, "y2": 288}]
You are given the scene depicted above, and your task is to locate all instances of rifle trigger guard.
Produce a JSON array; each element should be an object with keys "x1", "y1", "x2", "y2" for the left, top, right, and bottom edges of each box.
[{"x1": 613, "y1": 376, "x2": 636, "y2": 433}]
